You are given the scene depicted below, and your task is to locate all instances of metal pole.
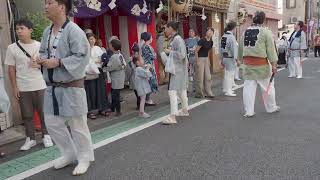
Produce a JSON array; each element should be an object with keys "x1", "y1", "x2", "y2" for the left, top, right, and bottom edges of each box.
[
  {"x1": 318, "y1": 0, "x2": 320, "y2": 33},
  {"x1": 307, "y1": 0, "x2": 311, "y2": 54}
]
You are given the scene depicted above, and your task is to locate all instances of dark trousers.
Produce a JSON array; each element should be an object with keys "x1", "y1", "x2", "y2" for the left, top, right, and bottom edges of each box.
[
  {"x1": 84, "y1": 71, "x2": 110, "y2": 113},
  {"x1": 315, "y1": 46, "x2": 320, "y2": 57},
  {"x1": 111, "y1": 89, "x2": 121, "y2": 113},
  {"x1": 134, "y1": 90, "x2": 140, "y2": 108},
  {"x1": 19, "y1": 90, "x2": 48, "y2": 139}
]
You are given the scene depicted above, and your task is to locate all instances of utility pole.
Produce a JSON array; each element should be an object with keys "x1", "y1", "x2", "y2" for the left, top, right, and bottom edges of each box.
[
  {"x1": 318, "y1": 0, "x2": 320, "y2": 33},
  {"x1": 306, "y1": 0, "x2": 312, "y2": 55}
]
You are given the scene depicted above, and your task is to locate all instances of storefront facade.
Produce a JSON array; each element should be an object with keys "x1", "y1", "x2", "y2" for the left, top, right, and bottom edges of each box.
[
  {"x1": 73, "y1": 0, "x2": 161, "y2": 84},
  {"x1": 170, "y1": 0, "x2": 231, "y2": 73},
  {"x1": 240, "y1": 0, "x2": 280, "y2": 38}
]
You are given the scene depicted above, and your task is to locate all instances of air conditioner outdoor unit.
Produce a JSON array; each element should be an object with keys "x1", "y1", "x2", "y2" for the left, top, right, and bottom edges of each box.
[{"x1": 290, "y1": 16, "x2": 301, "y2": 24}]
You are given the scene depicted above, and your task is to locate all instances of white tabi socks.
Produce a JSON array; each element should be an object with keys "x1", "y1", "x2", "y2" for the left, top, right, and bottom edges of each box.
[{"x1": 72, "y1": 161, "x2": 91, "y2": 176}]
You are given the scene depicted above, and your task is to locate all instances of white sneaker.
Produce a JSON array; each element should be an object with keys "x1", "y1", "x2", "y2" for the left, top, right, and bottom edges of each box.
[
  {"x1": 177, "y1": 110, "x2": 189, "y2": 117},
  {"x1": 72, "y1": 161, "x2": 91, "y2": 176},
  {"x1": 43, "y1": 135, "x2": 54, "y2": 148},
  {"x1": 162, "y1": 115, "x2": 177, "y2": 125},
  {"x1": 139, "y1": 112, "x2": 151, "y2": 118},
  {"x1": 225, "y1": 92, "x2": 236, "y2": 97},
  {"x1": 288, "y1": 76, "x2": 295, "y2": 78},
  {"x1": 268, "y1": 106, "x2": 280, "y2": 114},
  {"x1": 20, "y1": 137, "x2": 36, "y2": 151},
  {"x1": 296, "y1": 76, "x2": 303, "y2": 79},
  {"x1": 243, "y1": 113, "x2": 256, "y2": 118}
]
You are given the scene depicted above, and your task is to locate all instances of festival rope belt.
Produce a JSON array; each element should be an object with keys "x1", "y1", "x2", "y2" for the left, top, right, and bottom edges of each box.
[{"x1": 243, "y1": 56, "x2": 268, "y2": 66}]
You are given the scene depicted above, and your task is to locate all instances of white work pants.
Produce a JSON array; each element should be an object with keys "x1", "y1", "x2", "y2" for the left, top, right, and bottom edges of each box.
[
  {"x1": 288, "y1": 57, "x2": 303, "y2": 77},
  {"x1": 235, "y1": 65, "x2": 240, "y2": 80},
  {"x1": 243, "y1": 78, "x2": 278, "y2": 115},
  {"x1": 45, "y1": 115, "x2": 95, "y2": 162},
  {"x1": 223, "y1": 70, "x2": 236, "y2": 94},
  {"x1": 168, "y1": 90, "x2": 188, "y2": 115}
]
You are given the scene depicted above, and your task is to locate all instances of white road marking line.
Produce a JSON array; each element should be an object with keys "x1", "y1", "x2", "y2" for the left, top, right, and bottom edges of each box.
[
  {"x1": 6, "y1": 100, "x2": 210, "y2": 180},
  {"x1": 94, "y1": 99, "x2": 210, "y2": 149}
]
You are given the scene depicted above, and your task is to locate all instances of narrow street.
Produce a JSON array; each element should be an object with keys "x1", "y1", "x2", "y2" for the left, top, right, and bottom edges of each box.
[{"x1": 0, "y1": 57, "x2": 319, "y2": 180}]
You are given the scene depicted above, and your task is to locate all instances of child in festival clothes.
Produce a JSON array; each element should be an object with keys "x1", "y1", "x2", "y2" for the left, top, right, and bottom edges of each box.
[
  {"x1": 106, "y1": 39, "x2": 126, "y2": 116},
  {"x1": 133, "y1": 56, "x2": 152, "y2": 118},
  {"x1": 128, "y1": 43, "x2": 140, "y2": 110}
]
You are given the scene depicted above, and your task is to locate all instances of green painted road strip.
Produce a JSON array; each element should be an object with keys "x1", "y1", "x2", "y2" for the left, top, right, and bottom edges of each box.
[{"x1": 0, "y1": 98, "x2": 206, "y2": 180}]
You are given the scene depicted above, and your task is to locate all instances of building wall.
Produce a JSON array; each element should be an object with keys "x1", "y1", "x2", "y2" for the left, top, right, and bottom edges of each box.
[
  {"x1": 228, "y1": 0, "x2": 280, "y2": 39},
  {"x1": 282, "y1": 0, "x2": 306, "y2": 25},
  {"x1": 311, "y1": 0, "x2": 318, "y2": 20},
  {"x1": 227, "y1": 0, "x2": 240, "y2": 20},
  {"x1": 238, "y1": 16, "x2": 279, "y2": 38}
]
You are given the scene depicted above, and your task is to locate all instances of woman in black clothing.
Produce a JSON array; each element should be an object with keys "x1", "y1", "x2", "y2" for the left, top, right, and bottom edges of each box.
[{"x1": 277, "y1": 32, "x2": 289, "y2": 65}]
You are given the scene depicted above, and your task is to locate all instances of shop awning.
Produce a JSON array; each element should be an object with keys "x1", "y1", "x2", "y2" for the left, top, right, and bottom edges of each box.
[
  {"x1": 193, "y1": 0, "x2": 231, "y2": 11},
  {"x1": 73, "y1": 0, "x2": 161, "y2": 24}
]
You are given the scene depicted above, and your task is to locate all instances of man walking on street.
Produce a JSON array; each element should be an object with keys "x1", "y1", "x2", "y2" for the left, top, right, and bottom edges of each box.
[
  {"x1": 288, "y1": 21, "x2": 307, "y2": 79},
  {"x1": 161, "y1": 21, "x2": 189, "y2": 125},
  {"x1": 5, "y1": 19, "x2": 53, "y2": 151},
  {"x1": 238, "y1": 11, "x2": 280, "y2": 118},
  {"x1": 37, "y1": 0, "x2": 94, "y2": 175},
  {"x1": 221, "y1": 21, "x2": 239, "y2": 97}
]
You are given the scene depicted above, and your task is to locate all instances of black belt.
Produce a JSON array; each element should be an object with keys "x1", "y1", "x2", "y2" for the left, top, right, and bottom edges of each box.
[
  {"x1": 46, "y1": 79, "x2": 84, "y2": 115},
  {"x1": 46, "y1": 79, "x2": 85, "y2": 88}
]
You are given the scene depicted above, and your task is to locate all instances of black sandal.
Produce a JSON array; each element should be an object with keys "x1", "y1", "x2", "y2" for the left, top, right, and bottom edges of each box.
[{"x1": 100, "y1": 111, "x2": 110, "y2": 117}]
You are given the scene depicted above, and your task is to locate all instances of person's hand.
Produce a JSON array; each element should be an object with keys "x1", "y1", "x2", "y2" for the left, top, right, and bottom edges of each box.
[
  {"x1": 30, "y1": 55, "x2": 41, "y2": 69},
  {"x1": 13, "y1": 87, "x2": 20, "y2": 100},
  {"x1": 145, "y1": 64, "x2": 151, "y2": 69},
  {"x1": 40, "y1": 59, "x2": 60, "y2": 69},
  {"x1": 164, "y1": 49, "x2": 171, "y2": 54}
]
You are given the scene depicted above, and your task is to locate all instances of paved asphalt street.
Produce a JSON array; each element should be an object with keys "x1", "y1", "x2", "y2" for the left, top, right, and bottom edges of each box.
[{"x1": 5, "y1": 57, "x2": 320, "y2": 180}]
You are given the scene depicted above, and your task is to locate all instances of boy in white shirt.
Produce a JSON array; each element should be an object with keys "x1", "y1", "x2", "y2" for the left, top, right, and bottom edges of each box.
[{"x1": 5, "y1": 19, "x2": 53, "y2": 151}]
